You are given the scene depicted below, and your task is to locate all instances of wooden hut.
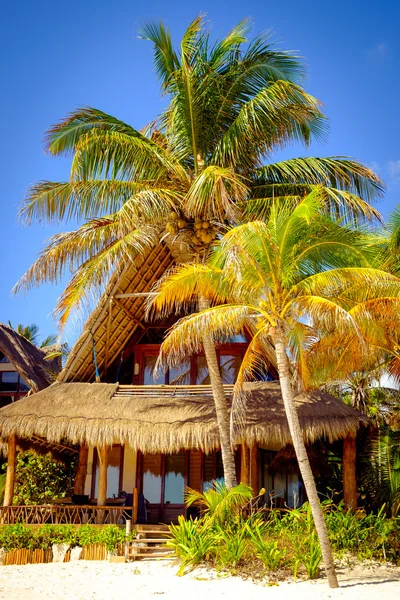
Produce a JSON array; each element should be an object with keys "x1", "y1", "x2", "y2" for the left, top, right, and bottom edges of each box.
[{"x1": 0, "y1": 246, "x2": 366, "y2": 521}]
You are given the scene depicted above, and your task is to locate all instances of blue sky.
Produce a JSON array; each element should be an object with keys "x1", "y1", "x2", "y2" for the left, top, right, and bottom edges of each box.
[{"x1": 0, "y1": 0, "x2": 398, "y2": 343}]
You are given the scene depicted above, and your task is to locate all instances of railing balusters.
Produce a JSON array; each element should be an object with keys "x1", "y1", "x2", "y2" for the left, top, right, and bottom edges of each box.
[{"x1": 0, "y1": 505, "x2": 133, "y2": 525}]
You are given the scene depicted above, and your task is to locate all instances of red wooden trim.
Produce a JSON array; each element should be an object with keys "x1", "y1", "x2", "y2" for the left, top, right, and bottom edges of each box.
[
  {"x1": 200, "y1": 451, "x2": 205, "y2": 492},
  {"x1": 118, "y1": 445, "x2": 124, "y2": 494},
  {"x1": 136, "y1": 450, "x2": 143, "y2": 492},
  {"x1": 91, "y1": 448, "x2": 98, "y2": 499},
  {"x1": 184, "y1": 450, "x2": 189, "y2": 518},
  {"x1": 160, "y1": 454, "x2": 166, "y2": 521}
]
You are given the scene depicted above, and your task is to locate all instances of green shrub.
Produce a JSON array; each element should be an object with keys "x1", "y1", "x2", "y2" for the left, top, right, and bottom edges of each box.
[
  {"x1": 0, "y1": 524, "x2": 135, "y2": 553},
  {"x1": 8, "y1": 452, "x2": 75, "y2": 505},
  {"x1": 167, "y1": 484, "x2": 400, "y2": 580}
]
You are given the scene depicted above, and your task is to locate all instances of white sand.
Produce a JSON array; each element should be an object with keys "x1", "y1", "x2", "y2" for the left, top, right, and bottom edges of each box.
[{"x1": 0, "y1": 560, "x2": 399, "y2": 600}]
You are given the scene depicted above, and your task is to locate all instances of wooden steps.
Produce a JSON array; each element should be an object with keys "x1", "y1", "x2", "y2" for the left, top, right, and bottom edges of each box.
[{"x1": 128, "y1": 524, "x2": 173, "y2": 560}]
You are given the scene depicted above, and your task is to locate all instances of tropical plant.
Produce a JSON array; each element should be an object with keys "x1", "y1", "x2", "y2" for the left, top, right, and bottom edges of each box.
[
  {"x1": 361, "y1": 429, "x2": 400, "y2": 516},
  {"x1": 15, "y1": 16, "x2": 383, "y2": 491},
  {"x1": 149, "y1": 193, "x2": 400, "y2": 587},
  {"x1": 10, "y1": 451, "x2": 75, "y2": 505},
  {"x1": 168, "y1": 488, "x2": 400, "y2": 578},
  {"x1": 184, "y1": 481, "x2": 253, "y2": 525},
  {"x1": 0, "y1": 472, "x2": 5, "y2": 505},
  {"x1": 7, "y1": 322, "x2": 57, "y2": 348}
]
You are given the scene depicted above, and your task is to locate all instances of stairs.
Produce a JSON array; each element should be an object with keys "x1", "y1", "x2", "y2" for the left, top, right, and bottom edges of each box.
[{"x1": 128, "y1": 524, "x2": 174, "y2": 560}]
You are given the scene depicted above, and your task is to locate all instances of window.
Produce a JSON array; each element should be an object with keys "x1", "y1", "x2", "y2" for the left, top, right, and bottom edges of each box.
[
  {"x1": 0, "y1": 372, "x2": 30, "y2": 397},
  {"x1": 135, "y1": 343, "x2": 254, "y2": 385},
  {"x1": 142, "y1": 454, "x2": 162, "y2": 503},
  {"x1": 164, "y1": 452, "x2": 185, "y2": 503},
  {"x1": 93, "y1": 446, "x2": 123, "y2": 499},
  {"x1": 203, "y1": 451, "x2": 224, "y2": 491},
  {"x1": 0, "y1": 372, "x2": 18, "y2": 392},
  {"x1": 169, "y1": 363, "x2": 191, "y2": 385},
  {"x1": 0, "y1": 353, "x2": 9, "y2": 363},
  {"x1": 219, "y1": 355, "x2": 241, "y2": 384},
  {"x1": 258, "y1": 449, "x2": 303, "y2": 508},
  {"x1": 142, "y1": 452, "x2": 186, "y2": 504},
  {"x1": 143, "y1": 356, "x2": 165, "y2": 385}
]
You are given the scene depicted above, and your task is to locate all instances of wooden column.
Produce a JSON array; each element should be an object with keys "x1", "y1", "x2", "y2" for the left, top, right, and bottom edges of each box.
[
  {"x1": 3, "y1": 435, "x2": 17, "y2": 507},
  {"x1": 249, "y1": 445, "x2": 259, "y2": 495},
  {"x1": 73, "y1": 443, "x2": 89, "y2": 496},
  {"x1": 97, "y1": 446, "x2": 108, "y2": 506},
  {"x1": 133, "y1": 487, "x2": 138, "y2": 524},
  {"x1": 240, "y1": 444, "x2": 249, "y2": 484},
  {"x1": 343, "y1": 434, "x2": 357, "y2": 510}
]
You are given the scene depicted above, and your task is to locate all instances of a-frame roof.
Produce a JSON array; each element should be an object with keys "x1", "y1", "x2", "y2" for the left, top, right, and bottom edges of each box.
[
  {"x1": 0, "y1": 323, "x2": 61, "y2": 392},
  {"x1": 60, "y1": 243, "x2": 174, "y2": 383}
]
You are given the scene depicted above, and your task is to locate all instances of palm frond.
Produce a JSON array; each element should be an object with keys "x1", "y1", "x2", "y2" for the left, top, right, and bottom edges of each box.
[
  {"x1": 254, "y1": 157, "x2": 384, "y2": 205},
  {"x1": 139, "y1": 21, "x2": 179, "y2": 91},
  {"x1": 45, "y1": 107, "x2": 138, "y2": 156}
]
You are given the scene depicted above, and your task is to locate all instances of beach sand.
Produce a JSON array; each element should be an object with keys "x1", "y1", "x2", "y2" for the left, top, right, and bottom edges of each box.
[{"x1": 0, "y1": 559, "x2": 399, "y2": 600}]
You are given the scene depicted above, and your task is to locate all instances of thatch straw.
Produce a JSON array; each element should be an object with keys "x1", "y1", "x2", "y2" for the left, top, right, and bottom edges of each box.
[
  {"x1": 0, "y1": 381, "x2": 367, "y2": 453},
  {"x1": 0, "y1": 323, "x2": 61, "y2": 392},
  {"x1": 59, "y1": 244, "x2": 173, "y2": 384}
]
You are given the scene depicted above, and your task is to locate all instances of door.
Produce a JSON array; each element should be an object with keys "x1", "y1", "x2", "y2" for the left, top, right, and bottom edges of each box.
[{"x1": 140, "y1": 451, "x2": 188, "y2": 523}]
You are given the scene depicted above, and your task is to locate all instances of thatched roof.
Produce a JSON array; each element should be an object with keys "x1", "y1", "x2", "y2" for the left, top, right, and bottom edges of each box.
[
  {"x1": 59, "y1": 244, "x2": 174, "y2": 383},
  {"x1": 0, "y1": 323, "x2": 61, "y2": 392},
  {"x1": 0, "y1": 381, "x2": 367, "y2": 453}
]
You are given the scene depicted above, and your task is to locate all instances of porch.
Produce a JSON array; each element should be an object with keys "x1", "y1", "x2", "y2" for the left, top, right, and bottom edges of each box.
[{"x1": 0, "y1": 381, "x2": 366, "y2": 521}]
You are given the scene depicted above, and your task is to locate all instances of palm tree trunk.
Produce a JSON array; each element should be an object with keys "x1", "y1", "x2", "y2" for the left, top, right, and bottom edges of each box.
[
  {"x1": 272, "y1": 327, "x2": 339, "y2": 588},
  {"x1": 199, "y1": 296, "x2": 238, "y2": 488}
]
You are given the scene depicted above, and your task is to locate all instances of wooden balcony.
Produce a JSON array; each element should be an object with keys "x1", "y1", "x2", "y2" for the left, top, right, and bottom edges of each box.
[{"x1": 0, "y1": 504, "x2": 133, "y2": 525}]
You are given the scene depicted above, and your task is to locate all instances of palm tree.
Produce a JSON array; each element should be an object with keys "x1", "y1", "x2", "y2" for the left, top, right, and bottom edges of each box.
[
  {"x1": 8, "y1": 323, "x2": 40, "y2": 346},
  {"x1": 7, "y1": 322, "x2": 57, "y2": 348},
  {"x1": 148, "y1": 192, "x2": 400, "y2": 588},
  {"x1": 15, "y1": 17, "x2": 382, "y2": 491}
]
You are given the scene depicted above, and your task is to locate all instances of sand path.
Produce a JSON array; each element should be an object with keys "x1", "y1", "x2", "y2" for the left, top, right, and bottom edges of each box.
[{"x1": 0, "y1": 560, "x2": 399, "y2": 600}]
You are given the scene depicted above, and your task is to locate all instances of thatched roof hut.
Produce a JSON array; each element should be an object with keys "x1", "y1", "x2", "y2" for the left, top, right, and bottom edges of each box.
[
  {"x1": 0, "y1": 323, "x2": 61, "y2": 392},
  {"x1": 0, "y1": 381, "x2": 367, "y2": 453}
]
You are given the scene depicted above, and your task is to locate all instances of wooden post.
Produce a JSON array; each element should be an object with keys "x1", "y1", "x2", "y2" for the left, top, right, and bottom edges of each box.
[
  {"x1": 133, "y1": 488, "x2": 138, "y2": 525},
  {"x1": 73, "y1": 443, "x2": 89, "y2": 496},
  {"x1": 97, "y1": 446, "x2": 108, "y2": 506},
  {"x1": 3, "y1": 435, "x2": 17, "y2": 507},
  {"x1": 240, "y1": 444, "x2": 249, "y2": 484},
  {"x1": 249, "y1": 445, "x2": 259, "y2": 495},
  {"x1": 343, "y1": 434, "x2": 357, "y2": 510}
]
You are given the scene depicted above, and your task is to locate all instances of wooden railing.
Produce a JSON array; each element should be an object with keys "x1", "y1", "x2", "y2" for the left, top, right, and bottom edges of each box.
[{"x1": 0, "y1": 504, "x2": 133, "y2": 525}]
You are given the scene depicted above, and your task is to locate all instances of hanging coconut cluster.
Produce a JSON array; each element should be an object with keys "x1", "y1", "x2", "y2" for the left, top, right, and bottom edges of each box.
[{"x1": 165, "y1": 213, "x2": 217, "y2": 249}]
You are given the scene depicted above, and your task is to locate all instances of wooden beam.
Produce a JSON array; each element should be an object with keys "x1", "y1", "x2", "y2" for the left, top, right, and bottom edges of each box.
[
  {"x1": 97, "y1": 446, "x2": 108, "y2": 507},
  {"x1": 103, "y1": 299, "x2": 114, "y2": 378},
  {"x1": 249, "y1": 445, "x2": 259, "y2": 495},
  {"x1": 343, "y1": 434, "x2": 357, "y2": 510},
  {"x1": 112, "y1": 297, "x2": 146, "y2": 330},
  {"x1": 73, "y1": 444, "x2": 89, "y2": 496},
  {"x1": 240, "y1": 444, "x2": 249, "y2": 485},
  {"x1": 114, "y1": 292, "x2": 156, "y2": 298},
  {"x1": 3, "y1": 435, "x2": 17, "y2": 506}
]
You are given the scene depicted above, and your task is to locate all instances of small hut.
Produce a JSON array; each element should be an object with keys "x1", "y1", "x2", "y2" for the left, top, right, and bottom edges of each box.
[{"x1": 0, "y1": 323, "x2": 61, "y2": 394}]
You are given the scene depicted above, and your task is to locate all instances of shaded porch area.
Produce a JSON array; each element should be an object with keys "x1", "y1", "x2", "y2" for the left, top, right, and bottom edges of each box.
[{"x1": 0, "y1": 381, "x2": 367, "y2": 522}]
